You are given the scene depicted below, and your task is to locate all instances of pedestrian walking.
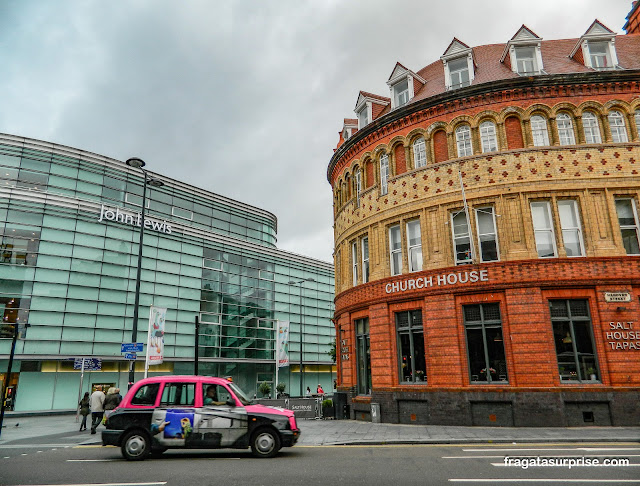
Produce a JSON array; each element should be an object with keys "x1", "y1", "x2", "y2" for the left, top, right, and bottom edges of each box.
[
  {"x1": 78, "y1": 392, "x2": 90, "y2": 431},
  {"x1": 89, "y1": 385, "x2": 105, "y2": 434},
  {"x1": 305, "y1": 386, "x2": 311, "y2": 397},
  {"x1": 317, "y1": 384, "x2": 324, "y2": 395},
  {"x1": 103, "y1": 387, "x2": 120, "y2": 420}
]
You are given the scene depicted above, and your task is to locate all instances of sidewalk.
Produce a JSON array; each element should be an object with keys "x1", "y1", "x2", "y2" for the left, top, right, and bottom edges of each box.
[{"x1": 1, "y1": 413, "x2": 639, "y2": 446}]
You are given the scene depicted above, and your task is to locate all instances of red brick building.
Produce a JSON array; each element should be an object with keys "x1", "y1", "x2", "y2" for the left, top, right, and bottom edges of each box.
[{"x1": 328, "y1": 12, "x2": 640, "y2": 426}]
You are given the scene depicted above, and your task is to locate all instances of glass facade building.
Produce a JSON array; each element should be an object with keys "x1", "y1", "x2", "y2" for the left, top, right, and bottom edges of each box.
[{"x1": 0, "y1": 133, "x2": 335, "y2": 411}]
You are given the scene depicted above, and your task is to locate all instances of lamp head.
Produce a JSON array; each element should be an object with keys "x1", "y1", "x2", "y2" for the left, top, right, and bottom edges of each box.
[
  {"x1": 125, "y1": 157, "x2": 146, "y2": 169},
  {"x1": 147, "y1": 179, "x2": 164, "y2": 188}
]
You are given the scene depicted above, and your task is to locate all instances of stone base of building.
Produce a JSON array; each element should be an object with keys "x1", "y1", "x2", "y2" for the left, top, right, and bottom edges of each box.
[{"x1": 345, "y1": 389, "x2": 640, "y2": 427}]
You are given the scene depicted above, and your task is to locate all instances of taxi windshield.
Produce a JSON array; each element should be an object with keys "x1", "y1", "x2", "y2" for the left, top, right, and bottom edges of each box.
[{"x1": 228, "y1": 382, "x2": 251, "y2": 406}]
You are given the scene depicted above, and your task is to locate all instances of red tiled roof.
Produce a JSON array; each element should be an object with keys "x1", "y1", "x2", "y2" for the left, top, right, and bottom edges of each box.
[
  {"x1": 343, "y1": 118, "x2": 358, "y2": 126},
  {"x1": 359, "y1": 91, "x2": 391, "y2": 103},
  {"x1": 359, "y1": 34, "x2": 640, "y2": 112}
]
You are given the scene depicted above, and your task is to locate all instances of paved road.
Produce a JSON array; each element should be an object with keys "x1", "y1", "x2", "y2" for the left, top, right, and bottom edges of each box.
[{"x1": 2, "y1": 441, "x2": 640, "y2": 485}]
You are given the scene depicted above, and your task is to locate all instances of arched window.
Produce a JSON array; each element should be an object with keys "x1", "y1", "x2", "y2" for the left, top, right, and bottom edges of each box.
[
  {"x1": 455, "y1": 124, "x2": 473, "y2": 157},
  {"x1": 413, "y1": 137, "x2": 426, "y2": 168},
  {"x1": 556, "y1": 113, "x2": 575, "y2": 146},
  {"x1": 379, "y1": 154, "x2": 389, "y2": 196},
  {"x1": 345, "y1": 174, "x2": 351, "y2": 200},
  {"x1": 635, "y1": 109, "x2": 640, "y2": 138},
  {"x1": 530, "y1": 115, "x2": 550, "y2": 146},
  {"x1": 479, "y1": 121, "x2": 498, "y2": 153},
  {"x1": 608, "y1": 110, "x2": 628, "y2": 143},
  {"x1": 582, "y1": 111, "x2": 602, "y2": 144}
]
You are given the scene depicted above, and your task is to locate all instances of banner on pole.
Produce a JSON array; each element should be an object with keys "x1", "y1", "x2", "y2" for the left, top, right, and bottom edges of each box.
[
  {"x1": 276, "y1": 320, "x2": 290, "y2": 368},
  {"x1": 147, "y1": 306, "x2": 166, "y2": 365}
]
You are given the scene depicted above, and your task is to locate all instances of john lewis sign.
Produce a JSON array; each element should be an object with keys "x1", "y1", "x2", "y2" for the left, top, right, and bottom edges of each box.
[
  {"x1": 98, "y1": 204, "x2": 173, "y2": 234},
  {"x1": 385, "y1": 269, "x2": 489, "y2": 294}
]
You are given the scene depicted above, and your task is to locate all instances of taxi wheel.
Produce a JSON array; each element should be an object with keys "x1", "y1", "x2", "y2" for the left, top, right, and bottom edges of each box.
[
  {"x1": 121, "y1": 430, "x2": 151, "y2": 461},
  {"x1": 250, "y1": 427, "x2": 281, "y2": 458}
]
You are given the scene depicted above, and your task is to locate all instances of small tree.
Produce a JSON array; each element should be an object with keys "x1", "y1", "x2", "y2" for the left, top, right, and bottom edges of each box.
[
  {"x1": 328, "y1": 338, "x2": 336, "y2": 363},
  {"x1": 276, "y1": 382, "x2": 286, "y2": 396},
  {"x1": 258, "y1": 381, "x2": 271, "y2": 397}
]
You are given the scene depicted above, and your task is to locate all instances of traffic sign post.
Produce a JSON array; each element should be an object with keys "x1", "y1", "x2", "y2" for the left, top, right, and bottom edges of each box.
[
  {"x1": 124, "y1": 353, "x2": 137, "y2": 360},
  {"x1": 121, "y1": 342, "x2": 143, "y2": 353}
]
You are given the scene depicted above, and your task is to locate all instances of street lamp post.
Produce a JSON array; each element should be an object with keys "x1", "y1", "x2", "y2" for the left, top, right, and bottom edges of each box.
[
  {"x1": 288, "y1": 278, "x2": 315, "y2": 396},
  {"x1": 125, "y1": 158, "x2": 164, "y2": 389}
]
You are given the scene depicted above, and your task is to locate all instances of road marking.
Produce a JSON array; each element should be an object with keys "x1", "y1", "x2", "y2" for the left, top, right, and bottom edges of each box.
[
  {"x1": 6, "y1": 483, "x2": 167, "y2": 486},
  {"x1": 463, "y1": 447, "x2": 640, "y2": 452},
  {"x1": 444, "y1": 454, "x2": 640, "y2": 459},
  {"x1": 450, "y1": 480, "x2": 640, "y2": 483},
  {"x1": 73, "y1": 445, "x2": 116, "y2": 449},
  {"x1": 67, "y1": 459, "x2": 121, "y2": 462},
  {"x1": 0, "y1": 444, "x2": 86, "y2": 449},
  {"x1": 491, "y1": 462, "x2": 640, "y2": 467}
]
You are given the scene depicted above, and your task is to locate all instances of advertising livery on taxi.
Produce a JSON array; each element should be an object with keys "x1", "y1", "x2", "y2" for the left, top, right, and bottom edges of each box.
[{"x1": 102, "y1": 375, "x2": 300, "y2": 460}]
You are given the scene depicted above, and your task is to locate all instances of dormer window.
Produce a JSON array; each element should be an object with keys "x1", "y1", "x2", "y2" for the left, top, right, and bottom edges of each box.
[
  {"x1": 514, "y1": 46, "x2": 538, "y2": 74},
  {"x1": 502, "y1": 25, "x2": 544, "y2": 76},
  {"x1": 441, "y1": 38, "x2": 475, "y2": 91},
  {"x1": 357, "y1": 105, "x2": 370, "y2": 129},
  {"x1": 393, "y1": 78, "x2": 410, "y2": 107},
  {"x1": 571, "y1": 20, "x2": 620, "y2": 71},
  {"x1": 386, "y1": 63, "x2": 425, "y2": 110},
  {"x1": 448, "y1": 57, "x2": 471, "y2": 89},
  {"x1": 354, "y1": 91, "x2": 390, "y2": 129},
  {"x1": 587, "y1": 41, "x2": 612, "y2": 69},
  {"x1": 343, "y1": 128, "x2": 351, "y2": 141}
]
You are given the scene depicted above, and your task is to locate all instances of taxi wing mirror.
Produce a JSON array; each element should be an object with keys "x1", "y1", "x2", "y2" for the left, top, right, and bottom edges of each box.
[{"x1": 226, "y1": 399, "x2": 236, "y2": 407}]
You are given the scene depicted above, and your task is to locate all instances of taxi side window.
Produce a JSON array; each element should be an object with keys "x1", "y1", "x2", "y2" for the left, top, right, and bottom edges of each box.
[
  {"x1": 131, "y1": 383, "x2": 160, "y2": 405},
  {"x1": 160, "y1": 382, "x2": 195, "y2": 406},
  {"x1": 203, "y1": 384, "x2": 232, "y2": 405}
]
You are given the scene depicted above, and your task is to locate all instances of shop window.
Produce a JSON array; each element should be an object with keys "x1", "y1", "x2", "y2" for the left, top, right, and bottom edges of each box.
[
  {"x1": 479, "y1": 121, "x2": 498, "y2": 153},
  {"x1": 396, "y1": 310, "x2": 426, "y2": 383},
  {"x1": 531, "y1": 115, "x2": 550, "y2": 146},
  {"x1": 355, "y1": 318, "x2": 371, "y2": 395},
  {"x1": 361, "y1": 236, "x2": 370, "y2": 283},
  {"x1": 352, "y1": 241, "x2": 358, "y2": 286},
  {"x1": 379, "y1": 154, "x2": 389, "y2": 196},
  {"x1": 558, "y1": 200, "x2": 585, "y2": 257},
  {"x1": 550, "y1": 300, "x2": 599, "y2": 382},
  {"x1": 475, "y1": 207, "x2": 499, "y2": 262},
  {"x1": 614, "y1": 198, "x2": 640, "y2": 255},
  {"x1": 464, "y1": 303, "x2": 508, "y2": 383},
  {"x1": 530, "y1": 201, "x2": 557, "y2": 258},
  {"x1": 413, "y1": 137, "x2": 426, "y2": 168},
  {"x1": 557, "y1": 113, "x2": 576, "y2": 145},
  {"x1": 608, "y1": 111, "x2": 629, "y2": 143},
  {"x1": 389, "y1": 225, "x2": 402, "y2": 276},
  {"x1": 451, "y1": 210, "x2": 473, "y2": 265},
  {"x1": 455, "y1": 125, "x2": 473, "y2": 157},
  {"x1": 406, "y1": 220, "x2": 422, "y2": 272},
  {"x1": 582, "y1": 111, "x2": 602, "y2": 144}
]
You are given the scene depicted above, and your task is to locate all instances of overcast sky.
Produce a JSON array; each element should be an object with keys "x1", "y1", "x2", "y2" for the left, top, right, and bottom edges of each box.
[{"x1": 0, "y1": 0, "x2": 633, "y2": 262}]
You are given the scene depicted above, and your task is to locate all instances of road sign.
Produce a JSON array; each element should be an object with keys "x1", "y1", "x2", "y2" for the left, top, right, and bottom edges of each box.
[
  {"x1": 124, "y1": 353, "x2": 137, "y2": 360},
  {"x1": 121, "y1": 342, "x2": 143, "y2": 353},
  {"x1": 73, "y1": 358, "x2": 102, "y2": 371}
]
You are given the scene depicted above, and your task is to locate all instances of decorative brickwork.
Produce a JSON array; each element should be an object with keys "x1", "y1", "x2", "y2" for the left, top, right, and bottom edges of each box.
[{"x1": 329, "y1": 24, "x2": 640, "y2": 426}]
